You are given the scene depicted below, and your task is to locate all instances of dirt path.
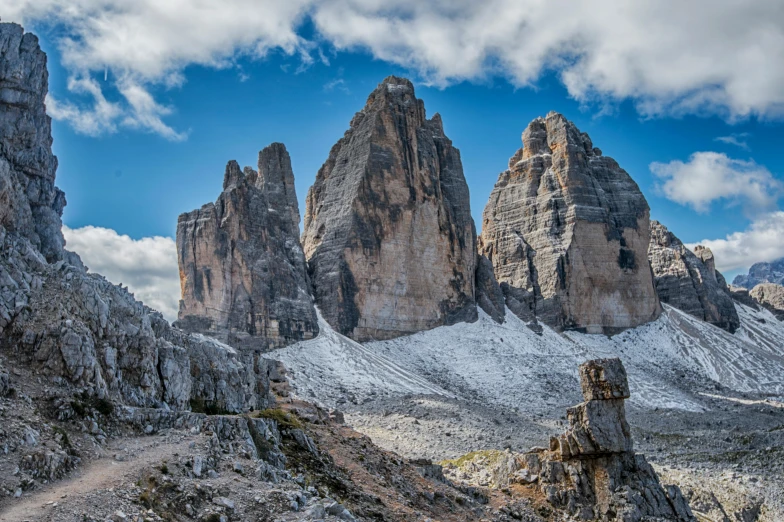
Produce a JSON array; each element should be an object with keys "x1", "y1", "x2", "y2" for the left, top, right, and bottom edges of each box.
[{"x1": 0, "y1": 436, "x2": 194, "y2": 522}]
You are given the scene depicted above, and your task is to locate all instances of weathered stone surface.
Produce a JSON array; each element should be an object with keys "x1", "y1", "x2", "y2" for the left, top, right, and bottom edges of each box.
[
  {"x1": 529, "y1": 359, "x2": 695, "y2": 521},
  {"x1": 475, "y1": 254, "x2": 505, "y2": 323},
  {"x1": 733, "y1": 257, "x2": 784, "y2": 289},
  {"x1": 0, "y1": 23, "x2": 273, "y2": 415},
  {"x1": 749, "y1": 283, "x2": 784, "y2": 320},
  {"x1": 648, "y1": 221, "x2": 739, "y2": 332},
  {"x1": 176, "y1": 143, "x2": 318, "y2": 352},
  {"x1": 728, "y1": 285, "x2": 761, "y2": 310},
  {"x1": 302, "y1": 76, "x2": 477, "y2": 341},
  {"x1": 480, "y1": 112, "x2": 661, "y2": 333},
  {"x1": 0, "y1": 23, "x2": 65, "y2": 262},
  {"x1": 579, "y1": 358, "x2": 630, "y2": 401}
]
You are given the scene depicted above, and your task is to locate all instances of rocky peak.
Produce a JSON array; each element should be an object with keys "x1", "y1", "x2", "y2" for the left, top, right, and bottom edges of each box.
[
  {"x1": 0, "y1": 23, "x2": 65, "y2": 262},
  {"x1": 480, "y1": 111, "x2": 661, "y2": 333},
  {"x1": 302, "y1": 76, "x2": 477, "y2": 341},
  {"x1": 749, "y1": 283, "x2": 784, "y2": 320},
  {"x1": 733, "y1": 257, "x2": 784, "y2": 289},
  {"x1": 648, "y1": 220, "x2": 739, "y2": 332},
  {"x1": 176, "y1": 143, "x2": 318, "y2": 351}
]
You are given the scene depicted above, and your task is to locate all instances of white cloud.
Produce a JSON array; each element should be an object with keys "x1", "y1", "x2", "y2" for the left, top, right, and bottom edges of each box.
[
  {"x1": 650, "y1": 152, "x2": 782, "y2": 214},
  {"x1": 687, "y1": 211, "x2": 784, "y2": 273},
  {"x1": 5, "y1": 1, "x2": 784, "y2": 138},
  {"x1": 715, "y1": 133, "x2": 751, "y2": 151},
  {"x1": 62, "y1": 225, "x2": 180, "y2": 322}
]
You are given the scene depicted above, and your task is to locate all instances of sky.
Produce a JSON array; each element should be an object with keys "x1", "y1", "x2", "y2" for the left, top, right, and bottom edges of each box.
[{"x1": 3, "y1": 1, "x2": 784, "y2": 321}]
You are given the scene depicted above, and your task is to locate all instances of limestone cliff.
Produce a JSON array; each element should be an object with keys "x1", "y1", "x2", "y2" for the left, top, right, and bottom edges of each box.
[
  {"x1": 480, "y1": 112, "x2": 661, "y2": 333},
  {"x1": 0, "y1": 23, "x2": 273, "y2": 414},
  {"x1": 176, "y1": 143, "x2": 318, "y2": 352},
  {"x1": 750, "y1": 283, "x2": 784, "y2": 320},
  {"x1": 302, "y1": 76, "x2": 477, "y2": 341},
  {"x1": 648, "y1": 221, "x2": 739, "y2": 332},
  {"x1": 0, "y1": 23, "x2": 65, "y2": 262}
]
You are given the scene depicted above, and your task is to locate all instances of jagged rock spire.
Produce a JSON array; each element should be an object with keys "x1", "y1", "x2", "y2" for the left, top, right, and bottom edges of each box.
[
  {"x1": 302, "y1": 76, "x2": 478, "y2": 341},
  {"x1": 176, "y1": 143, "x2": 318, "y2": 351}
]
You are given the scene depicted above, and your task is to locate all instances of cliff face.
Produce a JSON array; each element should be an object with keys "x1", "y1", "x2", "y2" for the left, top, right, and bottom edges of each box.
[
  {"x1": 480, "y1": 112, "x2": 661, "y2": 333},
  {"x1": 176, "y1": 143, "x2": 318, "y2": 352},
  {"x1": 749, "y1": 283, "x2": 784, "y2": 320},
  {"x1": 0, "y1": 23, "x2": 273, "y2": 414},
  {"x1": 0, "y1": 23, "x2": 65, "y2": 262},
  {"x1": 648, "y1": 221, "x2": 739, "y2": 332},
  {"x1": 302, "y1": 76, "x2": 477, "y2": 341}
]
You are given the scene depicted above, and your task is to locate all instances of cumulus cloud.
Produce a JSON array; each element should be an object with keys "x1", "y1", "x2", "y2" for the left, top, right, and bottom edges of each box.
[
  {"x1": 650, "y1": 152, "x2": 782, "y2": 214},
  {"x1": 4, "y1": 1, "x2": 784, "y2": 139},
  {"x1": 62, "y1": 225, "x2": 180, "y2": 322},
  {"x1": 687, "y1": 211, "x2": 784, "y2": 273}
]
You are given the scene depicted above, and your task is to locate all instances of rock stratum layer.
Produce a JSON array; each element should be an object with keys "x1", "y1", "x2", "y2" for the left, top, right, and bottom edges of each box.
[
  {"x1": 480, "y1": 112, "x2": 661, "y2": 333},
  {"x1": 648, "y1": 221, "x2": 739, "y2": 332},
  {"x1": 0, "y1": 22, "x2": 273, "y2": 414},
  {"x1": 176, "y1": 143, "x2": 318, "y2": 352},
  {"x1": 0, "y1": 23, "x2": 65, "y2": 262},
  {"x1": 302, "y1": 76, "x2": 477, "y2": 341}
]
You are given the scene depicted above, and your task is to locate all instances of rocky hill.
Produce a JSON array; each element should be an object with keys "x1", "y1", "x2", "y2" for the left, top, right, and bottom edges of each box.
[
  {"x1": 479, "y1": 112, "x2": 661, "y2": 333},
  {"x1": 302, "y1": 76, "x2": 478, "y2": 341},
  {"x1": 176, "y1": 143, "x2": 318, "y2": 352}
]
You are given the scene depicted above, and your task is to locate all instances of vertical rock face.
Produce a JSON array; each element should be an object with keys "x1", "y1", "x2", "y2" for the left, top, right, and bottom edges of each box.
[
  {"x1": 648, "y1": 221, "x2": 740, "y2": 332},
  {"x1": 733, "y1": 258, "x2": 784, "y2": 289},
  {"x1": 176, "y1": 143, "x2": 318, "y2": 352},
  {"x1": 0, "y1": 23, "x2": 65, "y2": 262},
  {"x1": 480, "y1": 112, "x2": 661, "y2": 333},
  {"x1": 529, "y1": 358, "x2": 695, "y2": 521},
  {"x1": 302, "y1": 76, "x2": 477, "y2": 341}
]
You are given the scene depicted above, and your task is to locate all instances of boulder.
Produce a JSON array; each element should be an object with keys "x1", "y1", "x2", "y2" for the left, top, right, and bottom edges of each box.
[
  {"x1": 176, "y1": 143, "x2": 318, "y2": 352},
  {"x1": 480, "y1": 112, "x2": 661, "y2": 333},
  {"x1": 648, "y1": 221, "x2": 739, "y2": 332},
  {"x1": 302, "y1": 76, "x2": 477, "y2": 341}
]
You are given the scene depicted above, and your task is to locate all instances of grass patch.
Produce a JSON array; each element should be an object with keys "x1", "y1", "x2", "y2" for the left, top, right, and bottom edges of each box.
[
  {"x1": 253, "y1": 408, "x2": 303, "y2": 429},
  {"x1": 439, "y1": 450, "x2": 507, "y2": 470}
]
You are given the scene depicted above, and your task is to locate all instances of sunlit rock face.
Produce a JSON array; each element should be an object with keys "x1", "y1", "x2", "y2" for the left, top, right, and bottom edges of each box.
[
  {"x1": 302, "y1": 76, "x2": 478, "y2": 341},
  {"x1": 176, "y1": 143, "x2": 318, "y2": 352},
  {"x1": 480, "y1": 112, "x2": 661, "y2": 333}
]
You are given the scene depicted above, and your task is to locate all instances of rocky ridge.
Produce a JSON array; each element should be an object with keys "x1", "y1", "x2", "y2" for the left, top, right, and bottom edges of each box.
[
  {"x1": 176, "y1": 143, "x2": 318, "y2": 352},
  {"x1": 749, "y1": 283, "x2": 784, "y2": 320},
  {"x1": 648, "y1": 220, "x2": 739, "y2": 332},
  {"x1": 479, "y1": 112, "x2": 661, "y2": 333},
  {"x1": 302, "y1": 76, "x2": 478, "y2": 341},
  {"x1": 733, "y1": 258, "x2": 784, "y2": 289}
]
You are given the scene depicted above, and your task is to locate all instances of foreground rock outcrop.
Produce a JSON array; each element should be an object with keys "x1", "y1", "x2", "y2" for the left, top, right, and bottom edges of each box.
[
  {"x1": 649, "y1": 221, "x2": 739, "y2": 332},
  {"x1": 0, "y1": 22, "x2": 273, "y2": 414},
  {"x1": 533, "y1": 359, "x2": 694, "y2": 520},
  {"x1": 176, "y1": 143, "x2": 318, "y2": 352},
  {"x1": 480, "y1": 112, "x2": 661, "y2": 333},
  {"x1": 302, "y1": 76, "x2": 477, "y2": 341}
]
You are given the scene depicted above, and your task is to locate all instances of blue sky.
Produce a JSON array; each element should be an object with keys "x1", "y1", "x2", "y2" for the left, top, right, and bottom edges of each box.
[{"x1": 8, "y1": 1, "x2": 784, "y2": 320}]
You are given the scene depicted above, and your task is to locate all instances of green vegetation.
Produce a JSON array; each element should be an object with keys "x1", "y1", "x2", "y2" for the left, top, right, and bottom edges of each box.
[
  {"x1": 253, "y1": 408, "x2": 303, "y2": 429},
  {"x1": 439, "y1": 449, "x2": 507, "y2": 470}
]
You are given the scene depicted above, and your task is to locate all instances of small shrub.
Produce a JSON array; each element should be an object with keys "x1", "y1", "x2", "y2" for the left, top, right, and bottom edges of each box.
[
  {"x1": 254, "y1": 408, "x2": 303, "y2": 429},
  {"x1": 70, "y1": 400, "x2": 87, "y2": 417},
  {"x1": 94, "y1": 398, "x2": 114, "y2": 416}
]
